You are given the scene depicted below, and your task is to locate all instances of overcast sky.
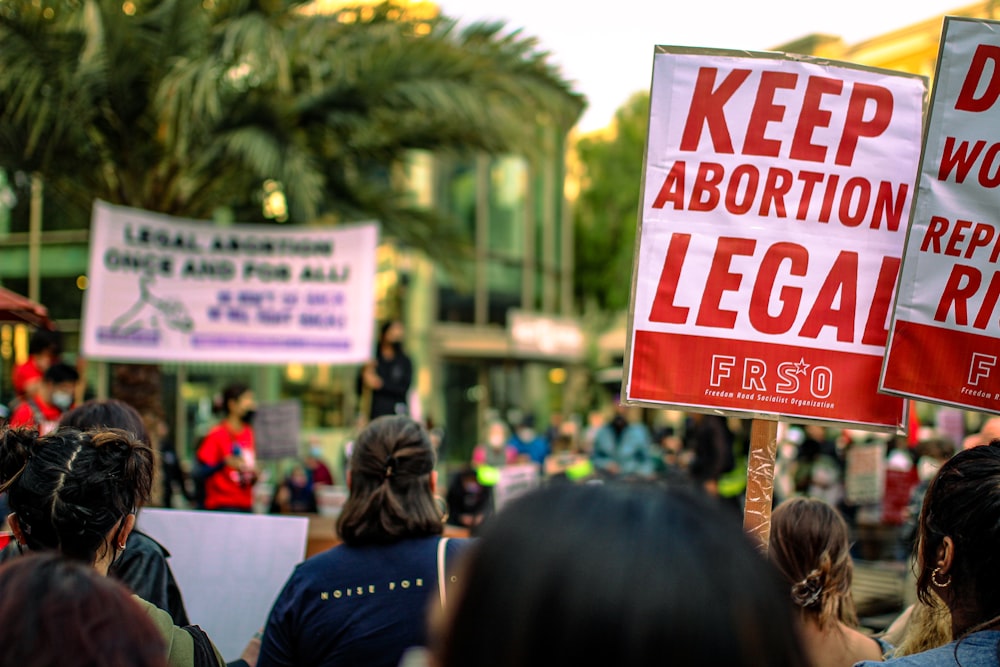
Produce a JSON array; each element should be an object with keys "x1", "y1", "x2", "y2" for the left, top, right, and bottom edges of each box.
[{"x1": 436, "y1": 0, "x2": 973, "y2": 132}]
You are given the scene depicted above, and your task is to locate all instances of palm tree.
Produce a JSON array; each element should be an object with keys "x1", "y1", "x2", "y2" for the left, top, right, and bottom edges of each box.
[{"x1": 0, "y1": 0, "x2": 585, "y2": 252}]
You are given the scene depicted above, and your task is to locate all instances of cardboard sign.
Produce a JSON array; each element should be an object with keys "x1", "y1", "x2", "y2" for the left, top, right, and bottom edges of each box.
[
  {"x1": 253, "y1": 400, "x2": 302, "y2": 460},
  {"x1": 492, "y1": 464, "x2": 540, "y2": 512},
  {"x1": 138, "y1": 509, "x2": 308, "y2": 660},
  {"x1": 882, "y1": 18, "x2": 1000, "y2": 413},
  {"x1": 625, "y1": 47, "x2": 926, "y2": 429},
  {"x1": 82, "y1": 201, "x2": 378, "y2": 364}
]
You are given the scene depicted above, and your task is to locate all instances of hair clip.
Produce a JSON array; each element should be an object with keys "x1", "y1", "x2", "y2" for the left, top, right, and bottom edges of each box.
[{"x1": 384, "y1": 456, "x2": 397, "y2": 480}]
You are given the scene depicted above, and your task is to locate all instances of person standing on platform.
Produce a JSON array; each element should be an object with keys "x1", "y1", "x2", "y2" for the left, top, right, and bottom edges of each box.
[
  {"x1": 359, "y1": 320, "x2": 413, "y2": 422},
  {"x1": 195, "y1": 383, "x2": 259, "y2": 513}
]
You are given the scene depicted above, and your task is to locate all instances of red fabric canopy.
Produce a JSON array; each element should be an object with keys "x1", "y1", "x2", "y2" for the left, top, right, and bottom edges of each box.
[{"x1": 0, "y1": 286, "x2": 52, "y2": 329}]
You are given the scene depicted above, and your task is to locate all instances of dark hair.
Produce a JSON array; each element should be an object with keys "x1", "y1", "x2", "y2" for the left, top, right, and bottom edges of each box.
[
  {"x1": 916, "y1": 441, "x2": 1000, "y2": 635},
  {"x1": 770, "y1": 497, "x2": 857, "y2": 629},
  {"x1": 215, "y1": 382, "x2": 250, "y2": 416},
  {"x1": 43, "y1": 362, "x2": 79, "y2": 385},
  {"x1": 59, "y1": 399, "x2": 151, "y2": 445},
  {"x1": 336, "y1": 415, "x2": 441, "y2": 545},
  {"x1": 27, "y1": 328, "x2": 62, "y2": 357},
  {"x1": 0, "y1": 428, "x2": 154, "y2": 564},
  {"x1": 435, "y1": 483, "x2": 807, "y2": 667},
  {"x1": 0, "y1": 552, "x2": 167, "y2": 667},
  {"x1": 378, "y1": 321, "x2": 395, "y2": 344}
]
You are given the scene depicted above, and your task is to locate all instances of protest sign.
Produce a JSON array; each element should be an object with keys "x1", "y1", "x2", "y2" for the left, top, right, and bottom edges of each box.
[
  {"x1": 82, "y1": 201, "x2": 377, "y2": 364},
  {"x1": 138, "y1": 509, "x2": 308, "y2": 660},
  {"x1": 882, "y1": 17, "x2": 1000, "y2": 413},
  {"x1": 492, "y1": 464, "x2": 540, "y2": 512},
  {"x1": 624, "y1": 47, "x2": 926, "y2": 431},
  {"x1": 254, "y1": 400, "x2": 302, "y2": 460}
]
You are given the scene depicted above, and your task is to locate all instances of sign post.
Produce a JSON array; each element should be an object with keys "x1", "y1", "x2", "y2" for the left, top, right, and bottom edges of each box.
[{"x1": 624, "y1": 47, "x2": 927, "y2": 548}]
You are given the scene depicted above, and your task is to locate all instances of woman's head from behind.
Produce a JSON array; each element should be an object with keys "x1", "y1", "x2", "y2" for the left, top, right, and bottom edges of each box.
[
  {"x1": 59, "y1": 398, "x2": 150, "y2": 445},
  {"x1": 0, "y1": 427, "x2": 153, "y2": 567},
  {"x1": 916, "y1": 441, "x2": 1000, "y2": 634},
  {"x1": 770, "y1": 497, "x2": 856, "y2": 629},
  {"x1": 337, "y1": 415, "x2": 440, "y2": 545},
  {"x1": 0, "y1": 552, "x2": 167, "y2": 667},
  {"x1": 435, "y1": 483, "x2": 806, "y2": 667}
]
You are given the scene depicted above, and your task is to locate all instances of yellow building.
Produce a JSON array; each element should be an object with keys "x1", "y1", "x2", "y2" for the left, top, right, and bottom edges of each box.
[{"x1": 775, "y1": 2, "x2": 999, "y2": 76}]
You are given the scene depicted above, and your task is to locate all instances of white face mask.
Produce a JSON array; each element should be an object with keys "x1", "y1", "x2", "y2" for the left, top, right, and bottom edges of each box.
[
  {"x1": 51, "y1": 391, "x2": 73, "y2": 410},
  {"x1": 917, "y1": 457, "x2": 941, "y2": 482}
]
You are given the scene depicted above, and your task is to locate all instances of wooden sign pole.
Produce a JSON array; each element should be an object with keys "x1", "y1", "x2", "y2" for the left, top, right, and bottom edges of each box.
[{"x1": 743, "y1": 418, "x2": 779, "y2": 553}]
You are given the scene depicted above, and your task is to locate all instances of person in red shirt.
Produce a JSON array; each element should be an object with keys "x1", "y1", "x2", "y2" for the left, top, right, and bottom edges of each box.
[
  {"x1": 195, "y1": 382, "x2": 259, "y2": 512},
  {"x1": 11, "y1": 329, "x2": 62, "y2": 407},
  {"x1": 8, "y1": 362, "x2": 79, "y2": 434}
]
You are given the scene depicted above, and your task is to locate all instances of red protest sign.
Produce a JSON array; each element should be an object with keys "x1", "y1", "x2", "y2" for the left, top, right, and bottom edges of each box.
[
  {"x1": 882, "y1": 17, "x2": 1000, "y2": 413},
  {"x1": 625, "y1": 47, "x2": 926, "y2": 430}
]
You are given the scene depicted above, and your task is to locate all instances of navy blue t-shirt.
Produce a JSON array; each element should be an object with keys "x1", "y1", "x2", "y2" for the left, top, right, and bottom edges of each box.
[{"x1": 258, "y1": 536, "x2": 467, "y2": 667}]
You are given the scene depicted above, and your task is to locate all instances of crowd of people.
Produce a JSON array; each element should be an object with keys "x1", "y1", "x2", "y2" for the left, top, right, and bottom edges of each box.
[{"x1": 4, "y1": 324, "x2": 1000, "y2": 666}]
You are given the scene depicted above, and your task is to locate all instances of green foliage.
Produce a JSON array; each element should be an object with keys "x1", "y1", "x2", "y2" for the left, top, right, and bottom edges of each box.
[
  {"x1": 573, "y1": 91, "x2": 649, "y2": 312},
  {"x1": 0, "y1": 0, "x2": 584, "y2": 254}
]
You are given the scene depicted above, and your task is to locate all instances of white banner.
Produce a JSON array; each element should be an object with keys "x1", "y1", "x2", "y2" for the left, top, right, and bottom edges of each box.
[
  {"x1": 82, "y1": 201, "x2": 377, "y2": 364},
  {"x1": 882, "y1": 17, "x2": 1000, "y2": 413},
  {"x1": 625, "y1": 48, "x2": 926, "y2": 429}
]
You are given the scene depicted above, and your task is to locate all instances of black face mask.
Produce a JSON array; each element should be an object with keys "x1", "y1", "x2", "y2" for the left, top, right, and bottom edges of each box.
[
  {"x1": 241, "y1": 410, "x2": 257, "y2": 425},
  {"x1": 390, "y1": 341, "x2": 404, "y2": 354}
]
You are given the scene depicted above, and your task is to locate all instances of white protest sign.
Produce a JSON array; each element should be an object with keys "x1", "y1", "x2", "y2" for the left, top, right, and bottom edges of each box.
[
  {"x1": 254, "y1": 400, "x2": 302, "y2": 460},
  {"x1": 492, "y1": 463, "x2": 540, "y2": 512},
  {"x1": 82, "y1": 201, "x2": 377, "y2": 364},
  {"x1": 882, "y1": 17, "x2": 1000, "y2": 412},
  {"x1": 625, "y1": 48, "x2": 926, "y2": 429},
  {"x1": 138, "y1": 509, "x2": 308, "y2": 660}
]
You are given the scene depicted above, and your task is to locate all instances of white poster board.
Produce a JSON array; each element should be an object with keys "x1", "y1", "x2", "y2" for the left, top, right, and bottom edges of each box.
[
  {"x1": 492, "y1": 464, "x2": 540, "y2": 512},
  {"x1": 137, "y1": 509, "x2": 309, "y2": 660},
  {"x1": 625, "y1": 47, "x2": 926, "y2": 430},
  {"x1": 82, "y1": 201, "x2": 378, "y2": 364},
  {"x1": 882, "y1": 17, "x2": 1000, "y2": 413}
]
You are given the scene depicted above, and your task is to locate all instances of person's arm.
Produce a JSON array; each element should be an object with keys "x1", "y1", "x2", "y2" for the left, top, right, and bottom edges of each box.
[{"x1": 136, "y1": 596, "x2": 225, "y2": 667}]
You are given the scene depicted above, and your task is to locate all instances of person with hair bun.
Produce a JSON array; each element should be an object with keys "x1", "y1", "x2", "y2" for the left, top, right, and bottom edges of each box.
[
  {"x1": 258, "y1": 415, "x2": 467, "y2": 667},
  {"x1": 769, "y1": 497, "x2": 882, "y2": 666},
  {"x1": 0, "y1": 427, "x2": 228, "y2": 667},
  {"x1": 857, "y1": 441, "x2": 1000, "y2": 666},
  {"x1": 0, "y1": 552, "x2": 167, "y2": 667},
  {"x1": 195, "y1": 382, "x2": 259, "y2": 512}
]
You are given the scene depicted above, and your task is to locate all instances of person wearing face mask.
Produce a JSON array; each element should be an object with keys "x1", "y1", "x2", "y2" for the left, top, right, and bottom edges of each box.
[
  {"x1": 8, "y1": 362, "x2": 79, "y2": 434},
  {"x1": 358, "y1": 320, "x2": 413, "y2": 422},
  {"x1": 591, "y1": 403, "x2": 654, "y2": 479},
  {"x1": 195, "y1": 383, "x2": 259, "y2": 513}
]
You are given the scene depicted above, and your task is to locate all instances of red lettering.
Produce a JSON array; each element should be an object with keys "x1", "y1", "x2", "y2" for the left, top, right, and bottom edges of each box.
[
  {"x1": 934, "y1": 265, "x2": 981, "y2": 325},
  {"x1": 838, "y1": 177, "x2": 871, "y2": 227},
  {"x1": 836, "y1": 83, "x2": 893, "y2": 166},
  {"x1": 680, "y1": 68, "x2": 752, "y2": 154},
  {"x1": 744, "y1": 71, "x2": 798, "y2": 157},
  {"x1": 921, "y1": 216, "x2": 949, "y2": 253},
  {"x1": 955, "y1": 44, "x2": 1000, "y2": 112},
  {"x1": 819, "y1": 175, "x2": 839, "y2": 223},
  {"x1": 799, "y1": 251, "x2": 858, "y2": 342},
  {"x1": 945, "y1": 219, "x2": 973, "y2": 257},
  {"x1": 648, "y1": 233, "x2": 692, "y2": 323},
  {"x1": 862, "y1": 256, "x2": 901, "y2": 346},
  {"x1": 979, "y1": 143, "x2": 1000, "y2": 188},
  {"x1": 725, "y1": 165, "x2": 759, "y2": 215},
  {"x1": 975, "y1": 270, "x2": 1000, "y2": 329},
  {"x1": 796, "y1": 171, "x2": 824, "y2": 220},
  {"x1": 696, "y1": 237, "x2": 756, "y2": 329},
  {"x1": 690, "y1": 162, "x2": 725, "y2": 212},
  {"x1": 759, "y1": 168, "x2": 793, "y2": 217},
  {"x1": 749, "y1": 242, "x2": 808, "y2": 334},
  {"x1": 939, "y1": 137, "x2": 986, "y2": 182},
  {"x1": 652, "y1": 161, "x2": 686, "y2": 209},
  {"x1": 790, "y1": 77, "x2": 844, "y2": 163},
  {"x1": 967, "y1": 223, "x2": 996, "y2": 259},
  {"x1": 871, "y1": 182, "x2": 907, "y2": 232}
]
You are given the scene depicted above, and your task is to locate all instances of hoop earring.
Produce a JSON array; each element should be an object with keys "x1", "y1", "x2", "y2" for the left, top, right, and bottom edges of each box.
[
  {"x1": 434, "y1": 495, "x2": 449, "y2": 524},
  {"x1": 931, "y1": 567, "x2": 952, "y2": 588}
]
